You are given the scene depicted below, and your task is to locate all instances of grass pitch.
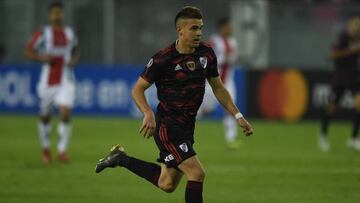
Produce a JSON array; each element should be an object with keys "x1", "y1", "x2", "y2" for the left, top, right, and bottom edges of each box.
[{"x1": 0, "y1": 115, "x2": 359, "y2": 203}]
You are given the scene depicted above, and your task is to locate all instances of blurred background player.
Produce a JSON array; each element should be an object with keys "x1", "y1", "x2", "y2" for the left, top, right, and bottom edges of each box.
[
  {"x1": 319, "y1": 16, "x2": 360, "y2": 151},
  {"x1": 200, "y1": 17, "x2": 240, "y2": 149},
  {"x1": 25, "y1": 2, "x2": 79, "y2": 163}
]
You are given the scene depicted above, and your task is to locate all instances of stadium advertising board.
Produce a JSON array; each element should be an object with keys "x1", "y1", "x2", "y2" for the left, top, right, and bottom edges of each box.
[
  {"x1": 0, "y1": 65, "x2": 247, "y2": 118},
  {"x1": 246, "y1": 69, "x2": 354, "y2": 121}
]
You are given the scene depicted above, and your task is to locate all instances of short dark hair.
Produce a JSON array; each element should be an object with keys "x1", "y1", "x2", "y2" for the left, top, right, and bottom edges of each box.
[
  {"x1": 174, "y1": 6, "x2": 203, "y2": 27},
  {"x1": 217, "y1": 17, "x2": 230, "y2": 28},
  {"x1": 48, "y1": 1, "x2": 63, "y2": 11}
]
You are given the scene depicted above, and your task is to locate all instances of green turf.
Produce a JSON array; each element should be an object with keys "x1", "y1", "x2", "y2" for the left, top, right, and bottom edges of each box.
[{"x1": 0, "y1": 115, "x2": 359, "y2": 203}]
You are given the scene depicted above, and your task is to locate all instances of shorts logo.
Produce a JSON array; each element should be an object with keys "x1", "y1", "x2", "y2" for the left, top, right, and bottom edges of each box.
[
  {"x1": 186, "y1": 61, "x2": 196, "y2": 71},
  {"x1": 174, "y1": 64, "x2": 183, "y2": 71},
  {"x1": 164, "y1": 154, "x2": 175, "y2": 162},
  {"x1": 199, "y1": 57, "x2": 207, "y2": 69},
  {"x1": 179, "y1": 143, "x2": 188, "y2": 152},
  {"x1": 146, "y1": 58, "x2": 153, "y2": 68}
]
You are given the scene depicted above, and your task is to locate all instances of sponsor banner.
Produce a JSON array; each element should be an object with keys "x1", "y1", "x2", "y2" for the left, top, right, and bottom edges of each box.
[
  {"x1": 0, "y1": 64, "x2": 247, "y2": 117},
  {"x1": 247, "y1": 69, "x2": 354, "y2": 121}
]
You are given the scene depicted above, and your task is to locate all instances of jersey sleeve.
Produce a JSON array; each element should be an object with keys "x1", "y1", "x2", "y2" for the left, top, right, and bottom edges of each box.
[
  {"x1": 72, "y1": 29, "x2": 79, "y2": 48},
  {"x1": 205, "y1": 49, "x2": 219, "y2": 78},
  {"x1": 26, "y1": 30, "x2": 44, "y2": 51},
  {"x1": 140, "y1": 55, "x2": 162, "y2": 84}
]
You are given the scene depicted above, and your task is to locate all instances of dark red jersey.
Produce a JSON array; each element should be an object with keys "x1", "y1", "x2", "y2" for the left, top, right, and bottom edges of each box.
[{"x1": 141, "y1": 41, "x2": 219, "y2": 128}]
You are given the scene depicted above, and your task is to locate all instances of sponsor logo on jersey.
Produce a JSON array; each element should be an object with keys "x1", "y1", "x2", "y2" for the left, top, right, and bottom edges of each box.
[
  {"x1": 174, "y1": 64, "x2": 183, "y2": 71},
  {"x1": 186, "y1": 61, "x2": 196, "y2": 71},
  {"x1": 146, "y1": 58, "x2": 153, "y2": 68},
  {"x1": 164, "y1": 154, "x2": 175, "y2": 162},
  {"x1": 179, "y1": 143, "x2": 188, "y2": 152},
  {"x1": 199, "y1": 57, "x2": 207, "y2": 69}
]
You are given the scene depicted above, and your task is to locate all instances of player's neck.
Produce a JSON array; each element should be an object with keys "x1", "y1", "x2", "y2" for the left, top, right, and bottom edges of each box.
[
  {"x1": 51, "y1": 24, "x2": 64, "y2": 30},
  {"x1": 176, "y1": 39, "x2": 195, "y2": 54},
  {"x1": 220, "y1": 33, "x2": 230, "y2": 39}
]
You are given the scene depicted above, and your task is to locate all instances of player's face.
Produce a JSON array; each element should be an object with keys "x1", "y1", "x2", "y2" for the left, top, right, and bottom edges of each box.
[
  {"x1": 48, "y1": 7, "x2": 64, "y2": 26},
  {"x1": 220, "y1": 23, "x2": 233, "y2": 37},
  {"x1": 177, "y1": 18, "x2": 203, "y2": 48},
  {"x1": 348, "y1": 17, "x2": 360, "y2": 38}
]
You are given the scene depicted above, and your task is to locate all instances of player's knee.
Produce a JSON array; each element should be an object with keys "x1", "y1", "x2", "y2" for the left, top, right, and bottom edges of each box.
[
  {"x1": 158, "y1": 181, "x2": 177, "y2": 193},
  {"x1": 187, "y1": 167, "x2": 205, "y2": 182},
  {"x1": 354, "y1": 95, "x2": 360, "y2": 112},
  {"x1": 60, "y1": 116, "x2": 70, "y2": 123},
  {"x1": 355, "y1": 104, "x2": 360, "y2": 112},
  {"x1": 40, "y1": 115, "x2": 51, "y2": 124},
  {"x1": 59, "y1": 108, "x2": 71, "y2": 122}
]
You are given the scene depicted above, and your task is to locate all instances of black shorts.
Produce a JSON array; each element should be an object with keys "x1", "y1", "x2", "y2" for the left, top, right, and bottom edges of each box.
[
  {"x1": 330, "y1": 83, "x2": 360, "y2": 104},
  {"x1": 153, "y1": 119, "x2": 196, "y2": 168}
]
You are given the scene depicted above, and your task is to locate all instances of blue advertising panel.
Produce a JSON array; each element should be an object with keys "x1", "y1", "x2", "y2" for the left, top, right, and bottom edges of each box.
[{"x1": 0, "y1": 64, "x2": 247, "y2": 118}]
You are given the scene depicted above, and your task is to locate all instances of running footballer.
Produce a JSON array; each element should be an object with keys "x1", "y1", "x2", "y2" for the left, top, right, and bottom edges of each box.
[{"x1": 95, "y1": 6, "x2": 253, "y2": 203}]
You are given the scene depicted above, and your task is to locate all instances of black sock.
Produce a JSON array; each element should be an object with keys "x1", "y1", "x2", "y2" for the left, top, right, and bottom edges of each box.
[
  {"x1": 352, "y1": 112, "x2": 360, "y2": 139},
  {"x1": 121, "y1": 156, "x2": 161, "y2": 187},
  {"x1": 185, "y1": 181, "x2": 203, "y2": 203},
  {"x1": 321, "y1": 111, "x2": 331, "y2": 135}
]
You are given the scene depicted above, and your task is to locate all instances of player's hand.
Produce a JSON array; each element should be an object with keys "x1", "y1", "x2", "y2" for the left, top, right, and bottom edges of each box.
[
  {"x1": 139, "y1": 110, "x2": 156, "y2": 139},
  {"x1": 38, "y1": 55, "x2": 52, "y2": 63},
  {"x1": 67, "y1": 58, "x2": 78, "y2": 68},
  {"x1": 237, "y1": 117, "x2": 253, "y2": 136},
  {"x1": 67, "y1": 61, "x2": 76, "y2": 68}
]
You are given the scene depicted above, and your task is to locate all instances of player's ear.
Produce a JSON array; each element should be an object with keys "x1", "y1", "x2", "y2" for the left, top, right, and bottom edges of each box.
[
  {"x1": 176, "y1": 24, "x2": 182, "y2": 34},
  {"x1": 177, "y1": 27, "x2": 184, "y2": 38},
  {"x1": 176, "y1": 19, "x2": 185, "y2": 36}
]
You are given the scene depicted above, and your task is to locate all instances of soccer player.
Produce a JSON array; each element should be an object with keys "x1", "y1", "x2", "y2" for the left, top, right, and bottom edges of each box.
[
  {"x1": 319, "y1": 16, "x2": 360, "y2": 151},
  {"x1": 199, "y1": 17, "x2": 240, "y2": 149},
  {"x1": 25, "y1": 2, "x2": 79, "y2": 163},
  {"x1": 95, "y1": 7, "x2": 253, "y2": 203}
]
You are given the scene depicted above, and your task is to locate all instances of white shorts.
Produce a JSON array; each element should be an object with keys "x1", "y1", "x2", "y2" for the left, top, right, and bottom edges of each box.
[{"x1": 37, "y1": 83, "x2": 75, "y2": 115}]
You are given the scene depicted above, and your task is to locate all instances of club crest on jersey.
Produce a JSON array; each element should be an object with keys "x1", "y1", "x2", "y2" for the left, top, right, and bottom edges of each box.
[
  {"x1": 199, "y1": 57, "x2": 207, "y2": 69},
  {"x1": 186, "y1": 61, "x2": 196, "y2": 71},
  {"x1": 146, "y1": 58, "x2": 153, "y2": 68},
  {"x1": 179, "y1": 143, "x2": 189, "y2": 152}
]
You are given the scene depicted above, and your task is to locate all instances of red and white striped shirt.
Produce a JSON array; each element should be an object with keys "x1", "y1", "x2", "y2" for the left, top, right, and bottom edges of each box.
[
  {"x1": 209, "y1": 34, "x2": 238, "y2": 84},
  {"x1": 27, "y1": 25, "x2": 78, "y2": 87}
]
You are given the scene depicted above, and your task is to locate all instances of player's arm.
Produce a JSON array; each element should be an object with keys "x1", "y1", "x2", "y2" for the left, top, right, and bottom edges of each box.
[
  {"x1": 68, "y1": 46, "x2": 79, "y2": 68},
  {"x1": 68, "y1": 33, "x2": 80, "y2": 67},
  {"x1": 24, "y1": 47, "x2": 51, "y2": 63},
  {"x1": 207, "y1": 76, "x2": 253, "y2": 136},
  {"x1": 131, "y1": 77, "x2": 156, "y2": 138},
  {"x1": 330, "y1": 45, "x2": 360, "y2": 60},
  {"x1": 330, "y1": 34, "x2": 360, "y2": 60},
  {"x1": 24, "y1": 31, "x2": 51, "y2": 63}
]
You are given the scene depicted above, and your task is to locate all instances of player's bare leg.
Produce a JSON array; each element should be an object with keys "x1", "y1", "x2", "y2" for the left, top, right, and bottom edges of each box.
[
  {"x1": 157, "y1": 164, "x2": 183, "y2": 193},
  {"x1": 58, "y1": 105, "x2": 72, "y2": 163},
  {"x1": 349, "y1": 93, "x2": 360, "y2": 151},
  {"x1": 38, "y1": 114, "x2": 52, "y2": 164},
  {"x1": 178, "y1": 155, "x2": 205, "y2": 203}
]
